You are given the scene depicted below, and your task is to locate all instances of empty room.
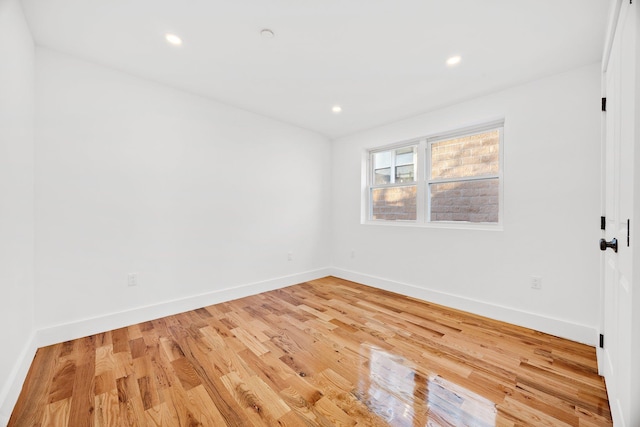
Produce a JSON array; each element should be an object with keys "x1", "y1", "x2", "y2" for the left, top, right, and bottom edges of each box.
[{"x1": 1, "y1": 0, "x2": 639, "y2": 426}]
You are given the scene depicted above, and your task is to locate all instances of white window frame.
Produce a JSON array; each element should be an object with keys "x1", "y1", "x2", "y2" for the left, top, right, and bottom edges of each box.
[{"x1": 364, "y1": 120, "x2": 504, "y2": 230}]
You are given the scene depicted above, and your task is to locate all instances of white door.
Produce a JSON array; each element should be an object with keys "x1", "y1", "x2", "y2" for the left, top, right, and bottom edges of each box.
[{"x1": 601, "y1": 2, "x2": 635, "y2": 426}]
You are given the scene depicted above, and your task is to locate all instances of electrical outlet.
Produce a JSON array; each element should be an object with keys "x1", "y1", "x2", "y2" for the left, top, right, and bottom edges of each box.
[
  {"x1": 531, "y1": 276, "x2": 542, "y2": 290},
  {"x1": 127, "y1": 273, "x2": 138, "y2": 287},
  {"x1": 287, "y1": 252, "x2": 293, "y2": 261}
]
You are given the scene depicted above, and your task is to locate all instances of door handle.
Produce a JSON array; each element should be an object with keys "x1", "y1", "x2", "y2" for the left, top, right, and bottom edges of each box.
[{"x1": 600, "y1": 238, "x2": 618, "y2": 253}]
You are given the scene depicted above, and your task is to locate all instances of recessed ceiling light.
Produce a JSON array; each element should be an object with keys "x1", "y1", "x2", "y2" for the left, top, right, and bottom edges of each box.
[
  {"x1": 446, "y1": 55, "x2": 462, "y2": 66},
  {"x1": 332, "y1": 105, "x2": 342, "y2": 114},
  {"x1": 165, "y1": 33, "x2": 182, "y2": 46},
  {"x1": 260, "y1": 29, "x2": 275, "y2": 39}
]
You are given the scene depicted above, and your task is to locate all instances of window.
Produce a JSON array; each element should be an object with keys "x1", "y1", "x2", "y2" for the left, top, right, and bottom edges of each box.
[
  {"x1": 366, "y1": 121, "x2": 503, "y2": 226},
  {"x1": 428, "y1": 128, "x2": 501, "y2": 223},
  {"x1": 369, "y1": 145, "x2": 417, "y2": 221}
]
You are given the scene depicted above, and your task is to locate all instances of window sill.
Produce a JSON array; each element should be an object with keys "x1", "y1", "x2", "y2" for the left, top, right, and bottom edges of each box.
[{"x1": 362, "y1": 220, "x2": 504, "y2": 232}]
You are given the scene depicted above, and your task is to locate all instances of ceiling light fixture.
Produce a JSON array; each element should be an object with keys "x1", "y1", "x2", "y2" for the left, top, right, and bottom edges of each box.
[
  {"x1": 332, "y1": 105, "x2": 342, "y2": 114},
  {"x1": 446, "y1": 55, "x2": 462, "y2": 66},
  {"x1": 260, "y1": 29, "x2": 275, "y2": 39},
  {"x1": 165, "y1": 33, "x2": 183, "y2": 46}
]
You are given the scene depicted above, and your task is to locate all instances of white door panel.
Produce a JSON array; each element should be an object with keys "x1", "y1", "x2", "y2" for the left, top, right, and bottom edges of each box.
[{"x1": 601, "y1": 2, "x2": 635, "y2": 426}]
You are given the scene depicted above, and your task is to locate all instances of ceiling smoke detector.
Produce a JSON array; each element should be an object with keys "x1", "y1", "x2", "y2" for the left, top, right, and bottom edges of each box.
[{"x1": 260, "y1": 29, "x2": 275, "y2": 39}]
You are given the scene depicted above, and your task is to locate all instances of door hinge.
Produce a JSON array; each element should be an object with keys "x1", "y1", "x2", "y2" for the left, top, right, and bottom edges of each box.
[
  {"x1": 628, "y1": 219, "x2": 631, "y2": 246},
  {"x1": 599, "y1": 334, "x2": 604, "y2": 348},
  {"x1": 601, "y1": 97, "x2": 607, "y2": 112},
  {"x1": 601, "y1": 216, "x2": 606, "y2": 230}
]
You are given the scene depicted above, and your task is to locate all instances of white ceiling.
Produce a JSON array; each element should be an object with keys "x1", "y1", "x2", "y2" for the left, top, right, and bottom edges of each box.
[{"x1": 20, "y1": 0, "x2": 612, "y2": 139}]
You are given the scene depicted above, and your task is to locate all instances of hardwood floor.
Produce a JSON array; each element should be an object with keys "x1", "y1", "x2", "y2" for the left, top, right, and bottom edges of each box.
[{"x1": 9, "y1": 276, "x2": 612, "y2": 426}]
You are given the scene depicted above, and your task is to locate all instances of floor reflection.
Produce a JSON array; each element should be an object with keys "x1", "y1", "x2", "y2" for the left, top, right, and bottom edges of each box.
[
  {"x1": 357, "y1": 345, "x2": 497, "y2": 427},
  {"x1": 427, "y1": 375, "x2": 496, "y2": 427}
]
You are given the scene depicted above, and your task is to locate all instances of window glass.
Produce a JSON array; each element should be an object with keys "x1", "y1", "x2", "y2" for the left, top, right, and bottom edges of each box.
[
  {"x1": 373, "y1": 151, "x2": 392, "y2": 184},
  {"x1": 375, "y1": 168, "x2": 391, "y2": 184},
  {"x1": 373, "y1": 151, "x2": 391, "y2": 169},
  {"x1": 395, "y1": 165, "x2": 414, "y2": 183},
  {"x1": 430, "y1": 179, "x2": 499, "y2": 222},
  {"x1": 371, "y1": 186, "x2": 417, "y2": 221},
  {"x1": 395, "y1": 147, "x2": 415, "y2": 183},
  {"x1": 395, "y1": 147, "x2": 414, "y2": 165},
  {"x1": 431, "y1": 130, "x2": 499, "y2": 180}
]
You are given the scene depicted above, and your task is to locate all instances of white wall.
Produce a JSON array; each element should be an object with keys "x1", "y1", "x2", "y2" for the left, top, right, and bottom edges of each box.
[
  {"x1": 0, "y1": 0, "x2": 36, "y2": 423},
  {"x1": 331, "y1": 63, "x2": 602, "y2": 344},
  {"x1": 34, "y1": 48, "x2": 332, "y2": 339}
]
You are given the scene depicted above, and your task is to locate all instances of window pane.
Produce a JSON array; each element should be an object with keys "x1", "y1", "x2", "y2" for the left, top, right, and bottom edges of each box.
[
  {"x1": 395, "y1": 147, "x2": 414, "y2": 166},
  {"x1": 374, "y1": 168, "x2": 391, "y2": 184},
  {"x1": 431, "y1": 130, "x2": 499, "y2": 179},
  {"x1": 395, "y1": 164, "x2": 414, "y2": 183},
  {"x1": 373, "y1": 151, "x2": 391, "y2": 170},
  {"x1": 371, "y1": 186, "x2": 417, "y2": 221},
  {"x1": 430, "y1": 179, "x2": 499, "y2": 223}
]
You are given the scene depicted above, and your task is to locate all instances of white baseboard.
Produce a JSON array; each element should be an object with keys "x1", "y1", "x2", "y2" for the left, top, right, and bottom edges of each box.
[
  {"x1": 0, "y1": 268, "x2": 331, "y2": 425},
  {"x1": 602, "y1": 369, "x2": 626, "y2": 427},
  {"x1": 36, "y1": 268, "x2": 332, "y2": 347},
  {"x1": 0, "y1": 331, "x2": 38, "y2": 426},
  {"x1": 330, "y1": 268, "x2": 598, "y2": 346}
]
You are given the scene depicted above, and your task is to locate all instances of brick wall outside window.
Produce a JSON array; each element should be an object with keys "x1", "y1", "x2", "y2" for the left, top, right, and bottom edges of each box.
[
  {"x1": 430, "y1": 130, "x2": 499, "y2": 223},
  {"x1": 371, "y1": 186, "x2": 417, "y2": 221}
]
